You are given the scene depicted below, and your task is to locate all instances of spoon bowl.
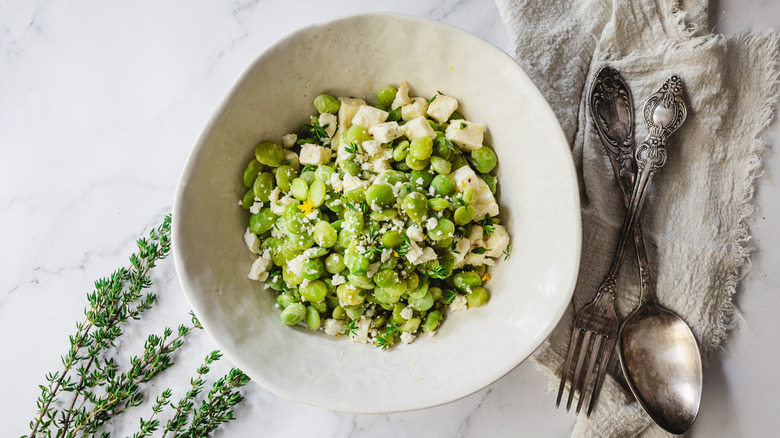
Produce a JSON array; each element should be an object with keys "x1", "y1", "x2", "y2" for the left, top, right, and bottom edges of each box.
[{"x1": 619, "y1": 303, "x2": 702, "y2": 434}]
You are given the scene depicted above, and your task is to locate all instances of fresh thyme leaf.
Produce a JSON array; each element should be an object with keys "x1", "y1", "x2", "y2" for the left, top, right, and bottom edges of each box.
[
  {"x1": 428, "y1": 94, "x2": 438, "y2": 104},
  {"x1": 301, "y1": 165, "x2": 318, "y2": 173},
  {"x1": 343, "y1": 142, "x2": 358, "y2": 155},
  {"x1": 471, "y1": 247, "x2": 487, "y2": 255},
  {"x1": 375, "y1": 321, "x2": 401, "y2": 349},
  {"x1": 503, "y1": 245, "x2": 512, "y2": 261},
  {"x1": 441, "y1": 289, "x2": 457, "y2": 304},
  {"x1": 481, "y1": 214, "x2": 495, "y2": 237},
  {"x1": 450, "y1": 240, "x2": 460, "y2": 255},
  {"x1": 397, "y1": 234, "x2": 411, "y2": 256},
  {"x1": 459, "y1": 122, "x2": 466, "y2": 129},
  {"x1": 422, "y1": 264, "x2": 448, "y2": 279},
  {"x1": 305, "y1": 120, "x2": 329, "y2": 141},
  {"x1": 342, "y1": 320, "x2": 358, "y2": 336}
]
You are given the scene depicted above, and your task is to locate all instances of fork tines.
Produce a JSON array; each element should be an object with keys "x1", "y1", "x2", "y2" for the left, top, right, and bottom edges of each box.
[{"x1": 556, "y1": 327, "x2": 616, "y2": 416}]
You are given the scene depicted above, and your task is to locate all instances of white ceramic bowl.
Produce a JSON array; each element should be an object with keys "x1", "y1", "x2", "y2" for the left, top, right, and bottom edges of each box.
[{"x1": 173, "y1": 13, "x2": 580, "y2": 413}]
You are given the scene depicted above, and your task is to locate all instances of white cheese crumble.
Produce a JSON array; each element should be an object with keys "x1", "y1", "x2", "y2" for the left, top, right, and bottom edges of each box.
[
  {"x1": 426, "y1": 217, "x2": 438, "y2": 231},
  {"x1": 324, "y1": 318, "x2": 345, "y2": 336},
  {"x1": 331, "y1": 274, "x2": 347, "y2": 286},
  {"x1": 288, "y1": 254, "x2": 308, "y2": 277},
  {"x1": 445, "y1": 119, "x2": 485, "y2": 151},
  {"x1": 401, "y1": 97, "x2": 429, "y2": 121},
  {"x1": 244, "y1": 228, "x2": 261, "y2": 254},
  {"x1": 400, "y1": 332, "x2": 416, "y2": 344},
  {"x1": 318, "y1": 112, "x2": 338, "y2": 142},
  {"x1": 391, "y1": 82, "x2": 411, "y2": 109},
  {"x1": 249, "y1": 201, "x2": 263, "y2": 214},
  {"x1": 451, "y1": 295, "x2": 468, "y2": 312},
  {"x1": 368, "y1": 121, "x2": 404, "y2": 144},
  {"x1": 300, "y1": 143, "x2": 332, "y2": 165},
  {"x1": 426, "y1": 93, "x2": 459, "y2": 124},
  {"x1": 281, "y1": 133, "x2": 297, "y2": 148},
  {"x1": 247, "y1": 255, "x2": 271, "y2": 281},
  {"x1": 407, "y1": 225, "x2": 424, "y2": 242},
  {"x1": 400, "y1": 307, "x2": 414, "y2": 320},
  {"x1": 351, "y1": 105, "x2": 389, "y2": 130},
  {"x1": 402, "y1": 116, "x2": 437, "y2": 140}
]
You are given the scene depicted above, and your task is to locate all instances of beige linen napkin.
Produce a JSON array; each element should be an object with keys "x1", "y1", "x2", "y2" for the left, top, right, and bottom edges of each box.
[{"x1": 494, "y1": 0, "x2": 779, "y2": 436}]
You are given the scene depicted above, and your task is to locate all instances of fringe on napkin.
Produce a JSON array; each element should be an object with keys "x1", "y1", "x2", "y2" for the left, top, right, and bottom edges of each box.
[{"x1": 495, "y1": 0, "x2": 779, "y2": 436}]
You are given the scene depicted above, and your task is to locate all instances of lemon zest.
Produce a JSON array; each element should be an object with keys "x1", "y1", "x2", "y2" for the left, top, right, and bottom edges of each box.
[
  {"x1": 298, "y1": 199, "x2": 315, "y2": 215},
  {"x1": 481, "y1": 273, "x2": 491, "y2": 282}
]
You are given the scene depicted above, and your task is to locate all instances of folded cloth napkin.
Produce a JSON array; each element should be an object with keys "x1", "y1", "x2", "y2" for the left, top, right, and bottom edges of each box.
[{"x1": 495, "y1": 0, "x2": 779, "y2": 436}]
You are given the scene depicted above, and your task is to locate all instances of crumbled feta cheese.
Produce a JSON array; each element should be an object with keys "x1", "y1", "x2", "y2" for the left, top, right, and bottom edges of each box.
[
  {"x1": 407, "y1": 225, "x2": 424, "y2": 242},
  {"x1": 450, "y1": 295, "x2": 468, "y2": 311},
  {"x1": 330, "y1": 172, "x2": 343, "y2": 192},
  {"x1": 342, "y1": 172, "x2": 367, "y2": 192},
  {"x1": 468, "y1": 225, "x2": 485, "y2": 249},
  {"x1": 400, "y1": 307, "x2": 414, "y2": 320},
  {"x1": 401, "y1": 97, "x2": 429, "y2": 121},
  {"x1": 300, "y1": 143, "x2": 332, "y2": 165},
  {"x1": 318, "y1": 112, "x2": 338, "y2": 141},
  {"x1": 361, "y1": 139, "x2": 383, "y2": 156},
  {"x1": 426, "y1": 93, "x2": 459, "y2": 124},
  {"x1": 391, "y1": 83, "x2": 411, "y2": 109},
  {"x1": 450, "y1": 166, "x2": 499, "y2": 218},
  {"x1": 452, "y1": 236, "x2": 470, "y2": 265},
  {"x1": 445, "y1": 119, "x2": 485, "y2": 151},
  {"x1": 244, "y1": 228, "x2": 261, "y2": 254},
  {"x1": 349, "y1": 316, "x2": 373, "y2": 344},
  {"x1": 337, "y1": 97, "x2": 366, "y2": 132},
  {"x1": 281, "y1": 133, "x2": 297, "y2": 148},
  {"x1": 324, "y1": 318, "x2": 345, "y2": 336},
  {"x1": 288, "y1": 254, "x2": 308, "y2": 277},
  {"x1": 331, "y1": 274, "x2": 347, "y2": 286},
  {"x1": 368, "y1": 121, "x2": 404, "y2": 144},
  {"x1": 367, "y1": 262, "x2": 381, "y2": 279},
  {"x1": 485, "y1": 224, "x2": 510, "y2": 258},
  {"x1": 405, "y1": 241, "x2": 424, "y2": 264},
  {"x1": 249, "y1": 201, "x2": 263, "y2": 214},
  {"x1": 247, "y1": 256, "x2": 271, "y2": 281},
  {"x1": 400, "y1": 332, "x2": 416, "y2": 344},
  {"x1": 351, "y1": 105, "x2": 389, "y2": 130},
  {"x1": 380, "y1": 248, "x2": 394, "y2": 263},
  {"x1": 415, "y1": 247, "x2": 437, "y2": 265},
  {"x1": 403, "y1": 116, "x2": 437, "y2": 140},
  {"x1": 268, "y1": 187, "x2": 284, "y2": 215},
  {"x1": 463, "y1": 252, "x2": 495, "y2": 267}
]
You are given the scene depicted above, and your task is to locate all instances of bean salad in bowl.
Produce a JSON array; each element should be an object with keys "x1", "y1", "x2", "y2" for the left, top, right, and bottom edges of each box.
[{"x1": 239, "y1": 82, "x2": 510, "y2": 349}]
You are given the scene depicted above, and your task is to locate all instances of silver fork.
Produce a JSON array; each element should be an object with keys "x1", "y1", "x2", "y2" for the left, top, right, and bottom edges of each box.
[{"x1": 556, "y1": 70, "x2": 683, "y2": 416}]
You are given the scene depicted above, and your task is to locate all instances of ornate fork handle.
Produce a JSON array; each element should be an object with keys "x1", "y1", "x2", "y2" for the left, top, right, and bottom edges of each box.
[{"x1": 604, "y1": 75, "x2": 686, "y2": 282}]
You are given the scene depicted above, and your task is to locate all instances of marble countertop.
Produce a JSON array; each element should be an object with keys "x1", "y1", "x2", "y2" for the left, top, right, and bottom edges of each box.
[{"x1": 2, "y1": 0, "x2": 777, "y2": 436}]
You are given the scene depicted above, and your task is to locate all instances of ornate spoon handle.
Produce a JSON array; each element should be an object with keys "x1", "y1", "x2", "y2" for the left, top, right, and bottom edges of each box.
[{"x1": 602, "y1": 75, "x2": 687, "y2": 288}]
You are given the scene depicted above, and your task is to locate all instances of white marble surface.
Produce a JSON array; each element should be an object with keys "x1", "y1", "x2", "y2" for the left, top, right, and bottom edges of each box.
[{"x1": 1, "y1": 0, "x2": 777, "y2": 436}]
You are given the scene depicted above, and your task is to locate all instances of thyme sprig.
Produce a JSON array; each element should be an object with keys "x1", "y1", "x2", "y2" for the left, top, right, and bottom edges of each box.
[
  {"x1": 26, "y1": 216, "x2": 250, "y2": 437},
  {"x1": 375, "y1": 321, "x2": 401, "y2": 350}
]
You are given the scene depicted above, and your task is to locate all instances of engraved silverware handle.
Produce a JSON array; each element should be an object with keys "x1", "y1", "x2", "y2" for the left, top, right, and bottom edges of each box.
[
  {"x1": 602, "y1": 75, "x2": 687, "y2": 288},
  {"x1": 590, "y1": 66, "x2": 652, "y2": 296}
]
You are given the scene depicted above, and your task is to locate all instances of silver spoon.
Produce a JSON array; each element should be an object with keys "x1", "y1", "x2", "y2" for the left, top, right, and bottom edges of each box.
[{"x1": 590, "y1": 67, "x2": 702, "y2": 434}]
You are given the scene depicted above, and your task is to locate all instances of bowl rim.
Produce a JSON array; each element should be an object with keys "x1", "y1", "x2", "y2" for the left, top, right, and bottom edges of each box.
[{"x1": 172, "y1": 11, "x2": 581, "y2": 413}]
